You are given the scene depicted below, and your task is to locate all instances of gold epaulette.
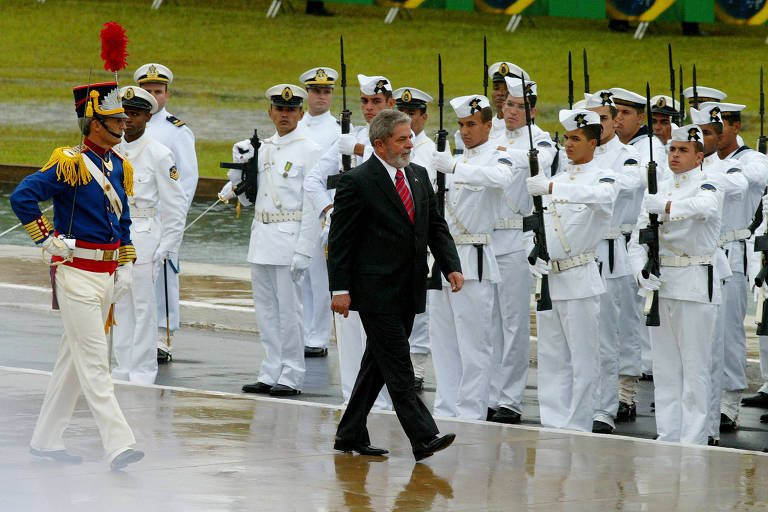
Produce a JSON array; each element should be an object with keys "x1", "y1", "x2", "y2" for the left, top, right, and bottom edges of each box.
[
  {"x1": 40, "y1": 145, "x2": 91, "y2": 187},
  {"x1": 118, "y1": 244, "x2": 136, "y2": 265},
  {"x1": 111, "y1": 149, "x2": 134, "y2": 196},
  {"x1": 23, "y1": 215, "x2": 54, "y2": 243}
]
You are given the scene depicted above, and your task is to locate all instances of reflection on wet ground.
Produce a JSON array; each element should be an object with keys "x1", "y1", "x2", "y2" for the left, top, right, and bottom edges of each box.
[{"x1": 3, "y1": 367, "x2": 768, "y2": 512}]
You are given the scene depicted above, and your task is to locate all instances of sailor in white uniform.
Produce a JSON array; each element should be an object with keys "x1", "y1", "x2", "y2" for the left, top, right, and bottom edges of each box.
[
  {"x1": 134, "y1": 63, "x2": 199, "y2": 363},
  {"x1": 683, "y1": 85, "x2": 744, "y2": 147},
  {"x1": 219, "y1": 84, "x2": 323, "y2": 396},
  {"x1": 112, "y1": 86, "x2": 187, "y2": 385}
]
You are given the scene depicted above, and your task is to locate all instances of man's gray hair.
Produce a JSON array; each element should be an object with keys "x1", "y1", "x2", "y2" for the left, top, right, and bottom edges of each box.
[
  {"x1": 369, "y1": 109, "x2": 411, "y2": 146},
  {"x1": 78, "y1": 117, "x2": 95, "y2": 136}
]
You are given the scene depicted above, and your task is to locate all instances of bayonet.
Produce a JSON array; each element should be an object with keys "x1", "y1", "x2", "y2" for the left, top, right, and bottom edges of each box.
[
  {"x1": 639, "y1": 83, "x2": 661, "y2": 326},
  {"x1": 568, "y1": 51, "x2": 574, "y2": 109},
  {"x1": 483, "y1": 36, "x2": 488, "y2": 98},
  {"x1": 583, "y1": 48, "x2": 590, "y2": 95}
]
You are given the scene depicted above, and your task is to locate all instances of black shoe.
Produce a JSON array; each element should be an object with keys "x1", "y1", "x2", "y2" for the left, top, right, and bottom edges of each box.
[
  {"x1": 616, "y1": 402, "x2": 637, "y2": 422},
  {"x1": 304, "y1": 346, "x2": 328, "y2": 358},
  {"x1": 608, "y1": 19, "x2": 630, "y2": 32},
  {"x1": 269, "y1": 384, "x2": 301, "y2": 396},
  {"x1": 682, "y1": 22, "x2": 708, "y2": 36},
  {"x1": 333, "y1": 437, "x2": 388, "y2": 456},
  {"x1": 592, "y1": 420, "x2": 615, "y2": 434},
  {"x1": 720, "y1": 413, "x2": 738, "y2": 432},
  {"x1": 639, "y1": 373, "x2": 653, "y2": 382},
  {"x1": 490, "y1": 407, "x2": 521, "y2": 424},
  {"x1": 650, "y1": 401, "x2": 655, "y2": 411},
  {"x1": 413, "y1": 433, "x2": 456, "y2": 461},
  {"x1": 30, "y1": 448, "x2": 83, "y2": 464},
  {"x1": 413, "y1": 377, "x2": 424, "y2": 392},
  {"x1": 110, "y1": 449, "x2": 144, "y2": 471},
  {"x1": 486, "y1": 407, "x2": 497, "y2": 421},
  {"x1": 242, "y1": 381, "x2": 273, "y2": 394},
  {"x1": 762, "y1": 412, "x2": 768, "y2": 423},
  {"x1": 708, "y1": 436, "x2": 720, "y2": 446},
  {"x1": 305, "y1": 1, "x2": 334, "y2": 16},
  {"x1": 157, "y1": 348, "x2": 171, "y2": 364},
  {"x1": 741, "y1": 392, "x2": 768, "y2": 408}
]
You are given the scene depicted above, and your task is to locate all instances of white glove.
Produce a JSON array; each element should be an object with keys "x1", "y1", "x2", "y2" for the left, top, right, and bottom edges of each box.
[
  {"x1": 41, "y1": 236, "x2": 72, "y2": 258},
  {"x1": 762, "y1": 193, "x2": 768, "y2": 221},
  {"x1": 290, "y1": 253, "x2": 311, "y2": 283},
  {"x1": 219, "y1": 181, "x2": 235, "y2": 202},
  {"x1": 320, "y1": 221, "x2": 330, "y2": 247},
  {"x1": 232, "y1": 139, "x2": 254, "y2": 164},
  {"x1": 637, "y1": 271, "x2": 661, "y2": 291},
  {"x1": 338, "y1": 134, "x2": 357, "y2": 156},
  {"x1": 528, "y1": 257, "x2": 551, "y2": 278},
  {"x1": 526, "y1": 173, "x2": 551, "y2": 196},
  {"x1": 643, "y1": 194, "x2": 668, "y2": 215},
  {"x1": 431, "y1": 149, "x2": 455, "y2": 174},
  {"x1": 113, "y1": 262, "x2": 134, "y2": 303}
]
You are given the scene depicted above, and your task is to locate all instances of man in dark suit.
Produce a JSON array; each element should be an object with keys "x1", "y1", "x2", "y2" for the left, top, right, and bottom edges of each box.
[{"x1": 328, "y1": 109, "x2": 463, "y2": 461}]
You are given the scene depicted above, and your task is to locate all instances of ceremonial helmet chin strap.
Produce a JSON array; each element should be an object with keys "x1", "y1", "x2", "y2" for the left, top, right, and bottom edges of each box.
[{"x1": 96, "y1": 115, "x2": 123, "y2": 139}]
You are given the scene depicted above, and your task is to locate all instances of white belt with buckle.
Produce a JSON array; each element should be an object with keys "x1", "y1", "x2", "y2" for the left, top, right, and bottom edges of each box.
[
  {"x1": 660, "y1": 254, "x2": 713, "y2": 267},
  {"x1": 130, "y1": 207, "x2": 158, "y2": 218},
  {"x1": 603, "y1": 227, "x2": 623, "y2": 240},
  {"x1": 495, "y1": 217, "x2": 523, "y2": 230},
  {"x1": 254, "y1": 210, "x2": 302, "y2": 223},
  {"x1": 550, "y1": 251, "x2": 597, "y2": 274},
  {"x1": 72, "y1": 247, "x2": 119, "y2": 261},
  {"x1": 453, "y1": 233, "x2": 492, "y2": 245},
  {"x1": 619, "y1": 223, "x2": 635, "y2": 234},
  {"x1": 718, "y1": 228, "x2": 751, "y2": 247}
]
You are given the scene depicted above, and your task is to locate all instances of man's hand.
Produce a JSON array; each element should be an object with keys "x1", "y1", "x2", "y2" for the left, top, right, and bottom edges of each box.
[
  {"x1": 232, "y1": 139, "x2": 254, "y2": 163},
  {"x1": 526, "y1": 174, "x2": 551, "y2": 196},
  {"x1": 431, "y1": 149, "x2": 455, "y2": 174},
  {"x1": 331, "y1": 293, "x2": 351, "y2": 317},
  {"x1": 529, "y1": 257, "x2": 551, "y2": 278},
  {"x1": 290, "y1": 253, "x2": 311, "y2": 283},
  {"x1": 218, "y1": 181, "x2": 235, "y2": 202},
  {"x1": 113, "y1": 262, "x2": 134, "y2": 304},
  {"x1": 447, "y1": 271, "x2": 464, "y2": 292},
  {"x1": 637, "y1": 271, "x2": 661, "y2": 291},
  {"x1": 643, "y1": 194, "x2": 668, "y2": 215},
  {"x1": 338, "y1": 134, "x2": 357, "y2": 156},
  {"x1": 42, "y1": 236, "x2": 72, "y2": 258}
]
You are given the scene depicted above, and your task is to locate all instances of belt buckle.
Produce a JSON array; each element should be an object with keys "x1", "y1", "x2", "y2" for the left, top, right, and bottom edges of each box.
[{"x1": 102, "y1": 249, "x2": 115, "y2": 261}]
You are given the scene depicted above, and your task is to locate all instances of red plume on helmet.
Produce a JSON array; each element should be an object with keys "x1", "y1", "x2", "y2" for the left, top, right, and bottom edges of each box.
[{"x1": 100, "y1": 22, "x2": 129, "y2": 73}]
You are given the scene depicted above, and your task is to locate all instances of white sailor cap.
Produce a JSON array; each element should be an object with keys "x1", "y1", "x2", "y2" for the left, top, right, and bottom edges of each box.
[
  {"x1": 134, "y1": 63, "x2": 173, "y2": 85},
  {"x1": 573, "y1": 99, "x2": 587, "y2": 109},
  {"x1": 585, "y1": 89, "x2": 616, "y2": 109},
  {"x1": 559, "y1": 109, "x2": 600, "y2": 131},
  {"x1": 488, "y1": 62, "x2": 530, "y2": 82},
  {"x1": 504, "y1": 77, "x2": 537, "y2": 98},
  {"x1": 358, "y1": 74, "x2": 392, "y2": 95},
  {"x1": 265, "y1": 84, "x2": 307, "y2": 107},
  {"x1": 690, "y1": 102, "x2": 723, "y2": 125},
  {"x1": 651, "y1": 95, "x2": 681, "y2": 118},
  {"x1": 450, "y1": 95, "x2": 490, "y2": 118},
  {"x1": 671, "y1": 124, "x2": 703, "y2": 144},
  {"x1": 717, "y1": 102, "x2": 747, "y2": 122},
  {"x1": 119, "y1": 85, "x2": 159, "y2": 114},
  {"x1": 299, "y1": 67, "x2": 338, "y2": 87},
  {"x1": 682, "y1": 86, "x2": 727, "y2": 104},
  {"x1": 609, "y1": 87, "x2": 645, "y2": 108},
  {"x1": 393, "y1": 87, "x2": 433, "y2": 109}
]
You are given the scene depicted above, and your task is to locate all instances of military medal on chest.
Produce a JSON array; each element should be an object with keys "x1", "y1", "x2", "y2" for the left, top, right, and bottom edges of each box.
[{"x1": 283, "y1": 162, "x2": 293, "y2": 178}]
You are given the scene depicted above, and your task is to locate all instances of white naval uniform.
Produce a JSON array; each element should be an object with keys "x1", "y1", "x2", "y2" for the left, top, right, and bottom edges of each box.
[
  {"x1": 304, "y1": 124, "x2": 392, "y2": 409},
  {"x1": 535, "y1": 159, "x2": 618, "y2": 432},
  {"x1": 230, "y1": 127, "x2": 322, "y2": 390},
  {"x1": 629, "y1": 167, "x2": 723, "y2": 445},
  {"x1": 429, "y1": 139, "x2": 514, "y2": 420},
  {"x1": 145, "y1": 107, "x2": 198, "y2": 351},
  {"x1": 591, "y1": 136, "x2": 643, "y2": 426},
  {"x1": 487, "y1": 125, "x2": 555, "y2": 415},
  {"x1": 409, "y1": 131, "x2": 437, "y2": 357},
  {"x1": 701, "y1": 153, "x2": 747, "y2": 438},
  {"x1": 297, "y1": 110, "x2": 341, "y2": 350},
  {"x1": 113, "y1": 134, "x2": 187, "y2": 384}
]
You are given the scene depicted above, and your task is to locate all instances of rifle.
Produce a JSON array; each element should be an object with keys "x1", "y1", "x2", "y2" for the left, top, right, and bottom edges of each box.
[
  {"x1": 638, "y1": 83, "x2": 661, "y2": 326},
  {"x1": 326, "y1": 36, "x2": 352, "y2": 190},
  {"x1": 752, "y1": 67, "x2": 768, "y2": 336},
  {"x1": 692, "y1": 64, "x2": 699, "y2": 108},
  {"x1": 568, "y1": 51, "x2": 574, "y2": 109},
  {"x1": 679, "y1": 65, "x2": 685, "y2": 124},
  {"x1": 583, "y1": 49, "x2": 590, "y2": 95},
  {"x1": 668, "y1": 44, "x2": 677, "y2": 124},
  {"x1": 428, "y1": 55, "x2": 449, "y2": 290},
  {"x1": 521, "y1": 77, "x2": 552, "y2": 311},
  {"x1": 219, "y1": 129, "x2": 260, "y2": 203},
  {"x1": 748, "y1": 67, "x2": 768, "y2": 235},
  {"x1": 483, "y1": 36, "x2": 488, "y2": 98},
  {"x1": 551, "y1": 131, "x2": 560, "y2": 177}
]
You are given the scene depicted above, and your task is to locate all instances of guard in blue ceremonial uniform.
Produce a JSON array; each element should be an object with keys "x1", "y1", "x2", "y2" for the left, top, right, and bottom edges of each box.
[{"x1": 10, "y1": 82, "x2": 144, "y2": 470}]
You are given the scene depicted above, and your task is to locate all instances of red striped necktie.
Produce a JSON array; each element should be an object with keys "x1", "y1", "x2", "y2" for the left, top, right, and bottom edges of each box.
[{"x1": 395, "y1": 169, "x2": 414, "y2": 223}]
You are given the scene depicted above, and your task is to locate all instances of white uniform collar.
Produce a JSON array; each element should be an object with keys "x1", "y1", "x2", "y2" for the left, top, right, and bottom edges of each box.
[
  {"x1": 149, "y1": 106, "x2": 168, "y2": 125},
  {"x1": 672, "y1": 167, "x2": 701, "y2": 186},
  {"x1": 271, "y1": 126, "x2": 305, "y2": 144},
  {"x1": 413, "y1": 130, "x2": 430, "y2": 146},
  {"x1": 597, "y1": 134, "x2": 622, "y2": 153},
  {"x1": 120, "y1": 131, "x2": 152, "y2": 150},
  {"x1": 464, "y1": 139, "x2": 494, "y2": 157},
  {"x1": 306, "y1": 110, "x2": 334, "y2": 121},
  {"x1": 702, "y1": 152, "x2": 721, "y2": 169},
  {"x1": 505, "y1": 126, "x2": 524, "y2": 139},
  {"x1": 565, "y1": 158, "x2": 595, "y2": 175}
]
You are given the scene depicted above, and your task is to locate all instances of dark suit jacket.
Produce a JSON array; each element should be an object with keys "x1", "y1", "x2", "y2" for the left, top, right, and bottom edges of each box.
[{"x1": 328, "y1": 155, "x2": 461, "y2": 314}]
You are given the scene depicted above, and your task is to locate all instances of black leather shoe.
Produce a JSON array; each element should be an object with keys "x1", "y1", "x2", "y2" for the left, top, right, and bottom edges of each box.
[
  {"x1": 708, "y1": 436, "x2": 720, "y2": 446},
  {"x1": 413, "y1": 433, "x2": 456, "y2": 461},
  {"x1": 762, "y1": 412, "x2": 768, "y2": 423},
  {"x1": 333, "y1": 437, "x2": 388, "y2": 456},
  {"x1": 157, "y1": 348, "x2": 171, "y2": 364},
  {"x1": 592, "y1": 420, "x2": 614, "y2": 434},
  {"x1": 490, "y1": 407, "x2": 521, "y2": 424},
  {"x1": 608, "y1": 19, "x2": 630, "y2": 32},
  {"x1": 616, "y1": 402, "x2": 637, "y2": 422},
  {"x1": 30, "y1": 448, "x2": 83, "y2": 464},
  {"x1": 486, "y1": 408, "x2": 497, "y2": 421},
  {"x1": 413, "y1": 377, "x2": 424, "y2": 392},
  {"x1": 639, "y1": 373, "x2": 653, "y2": 382},
  {"x1": 742, "y1": 392, "x2": 768, "y2": 408},
  {"x1": 720, "y1": 413, "x2": 738, "y2": 432},
  {"x1": 270, "y1": 384, "x2": 301, "y2": 396},
  {"x1": 304, "y1": 346, "x2": 328, "y2": 357},
  {"x1": 110, "y1": 449, "x2": 144, "y2": 471},
  {"x1": 242, "y1": 381, "x2": 272, "y2": 394}
]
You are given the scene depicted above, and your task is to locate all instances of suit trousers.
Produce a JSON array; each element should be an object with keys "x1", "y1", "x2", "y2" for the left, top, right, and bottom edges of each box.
[
  {"x1": 336, "y1": 310, "x2": 438, "y2": 446},
  {"x1": 30, "y1": 265, "x2": 136, "y2": 455},
  {"x1": 302, "y1": 240, "x2": 332, "y2": 349}
]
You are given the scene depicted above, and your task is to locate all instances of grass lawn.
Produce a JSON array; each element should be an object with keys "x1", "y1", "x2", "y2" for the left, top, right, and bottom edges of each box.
[{"x1": 2, "y1": 0, "x2": 767, "y2": 176}]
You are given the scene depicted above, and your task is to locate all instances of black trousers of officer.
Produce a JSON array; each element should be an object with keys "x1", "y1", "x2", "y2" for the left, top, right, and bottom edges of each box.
[{"x1": 336, "y1": 310, "x2": 439, "y2": 446}]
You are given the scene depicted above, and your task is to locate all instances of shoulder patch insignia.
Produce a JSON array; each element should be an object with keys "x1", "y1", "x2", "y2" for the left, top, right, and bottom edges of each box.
[
  {"x1": 599, "y1": 177, "x2": 616, "y2": 183},
  {"x1": 624, "y1": 158, "x2": 638, "y2": 166},
  {"x1": 166, "y1": 115, "x2": 186, "y2": 128},
  {"x1": 498, "y1": 158, "x2": 514, "y2": 166},
  {"x1": 726, "y1": 167, "x2": 741, "y2": 174},
  {"x1": 169, "y1": 165, "x2": 179, "y2": 180},
  {"x1": 701, "y1": 183, "x2": 717, "y2": 191},
  {"x1": 537, "y1": 141, "x2": 552, "y2": 147}
]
